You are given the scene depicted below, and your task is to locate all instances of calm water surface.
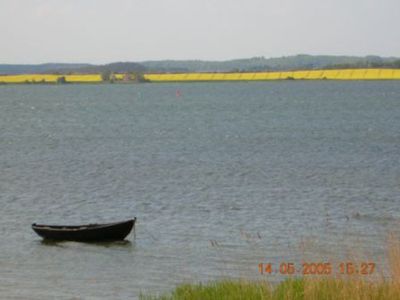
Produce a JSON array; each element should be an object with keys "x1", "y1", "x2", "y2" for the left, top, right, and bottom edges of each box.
[{"x1": 0, "y1": 82, "x2": 399, "y2": 299}]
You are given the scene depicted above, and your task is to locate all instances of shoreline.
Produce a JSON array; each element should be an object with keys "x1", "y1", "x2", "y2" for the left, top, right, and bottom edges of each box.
[{"x1": 0, "y1": 68, "x2": 400, "y2": 84}]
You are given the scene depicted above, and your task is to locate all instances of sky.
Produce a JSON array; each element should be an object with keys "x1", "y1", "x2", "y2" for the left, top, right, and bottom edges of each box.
[{"x1": 1, "y1": 0, "x2": 399, "y2": 64}]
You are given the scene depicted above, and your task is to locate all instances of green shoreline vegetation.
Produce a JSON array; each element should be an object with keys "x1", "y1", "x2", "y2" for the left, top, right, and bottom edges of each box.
[
  {"x1": 142, "y1": 237, "x2": 400, "y2": 300},
  {"x1": 141, "y1": 278, "x2": 400, "y2": 300}
]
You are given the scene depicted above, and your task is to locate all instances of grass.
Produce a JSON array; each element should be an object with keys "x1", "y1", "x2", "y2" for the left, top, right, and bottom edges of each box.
[
  {"x1": 141, "y1": 278, "x2": 400, "y2": 300},
  {"x1": 141, "y1": 235, "x2": 400, "y2": 300}
]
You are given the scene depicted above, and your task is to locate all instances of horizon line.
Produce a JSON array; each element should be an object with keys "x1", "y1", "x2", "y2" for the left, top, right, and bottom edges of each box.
[{"x1": 1, "y1": 53, "x2": 399, "y2": 66}]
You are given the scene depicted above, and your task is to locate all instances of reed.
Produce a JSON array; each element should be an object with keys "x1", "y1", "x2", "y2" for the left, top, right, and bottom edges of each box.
[
  {"x1": 141, "y1": 236, "x2": 400, "y2": 300},
  {"x1": 141, "y1": 278, "x2": 400, "y2": 300}
]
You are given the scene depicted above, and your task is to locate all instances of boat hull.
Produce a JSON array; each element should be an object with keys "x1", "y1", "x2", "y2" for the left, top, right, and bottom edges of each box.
[{"x1": 32, "y1": 219, "x2": 136, "y2": 242}]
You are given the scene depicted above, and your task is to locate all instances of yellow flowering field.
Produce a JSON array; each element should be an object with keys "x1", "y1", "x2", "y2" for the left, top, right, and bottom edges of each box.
[
  {"x1": 144, "y1": 69, "x2": 400, "y2": 82},
  {"x1": 0, "y1": 74, "x2": 102, "y2": 83},
  {"x1": 1, "y1": 69, "x2": 400, "y2": 84}
]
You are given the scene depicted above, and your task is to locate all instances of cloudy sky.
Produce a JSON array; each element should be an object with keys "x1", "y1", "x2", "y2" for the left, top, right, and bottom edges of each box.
[{"x1": 1, "y1": 0, "x2": 399, "y2": 64}]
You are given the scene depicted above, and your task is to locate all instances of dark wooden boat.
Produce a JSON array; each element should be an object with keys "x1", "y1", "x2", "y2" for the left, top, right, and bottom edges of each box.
[{"x1": 32, "y1": 218, "x2": 136, "y2": 242}]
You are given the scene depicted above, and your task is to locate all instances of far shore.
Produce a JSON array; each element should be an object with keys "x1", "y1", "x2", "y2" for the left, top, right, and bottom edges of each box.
[{"x1": 0, "y1": 68, "x2": 400, "y2": 84}]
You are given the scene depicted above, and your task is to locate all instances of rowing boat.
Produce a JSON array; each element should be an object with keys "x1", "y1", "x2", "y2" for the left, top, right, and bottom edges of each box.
[{"x1": 32, "y1": 218, "x2": 136, "y2": 242}]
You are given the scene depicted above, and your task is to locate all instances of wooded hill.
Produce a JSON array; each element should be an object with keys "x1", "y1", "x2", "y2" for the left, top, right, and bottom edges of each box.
[{"x1": 1, "y1": 55, "x2": 399, "y2": 75}]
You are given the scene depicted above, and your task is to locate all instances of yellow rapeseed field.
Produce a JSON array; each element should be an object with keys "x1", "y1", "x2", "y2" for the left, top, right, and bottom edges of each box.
[
  {"x1": 0, "y1": 74, "x2": 60, "y2": 83},
  {"x1": 64, "y1": 74, "x2": 102, "y2": 82},
  {"x1": 144, "y1": 69, "x2": 400, "y2": 82},
  {"x1": 0, "y1": 69, "x2": 400, "y2": 84},
  {"x1": 0, "y1": 74, "x2": 102, "y2": 83}
]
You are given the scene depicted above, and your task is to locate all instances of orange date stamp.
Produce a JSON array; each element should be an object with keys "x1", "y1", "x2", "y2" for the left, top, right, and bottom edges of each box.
[{"x1": 258, "y1": 262, "x2": 376, "y2": 276}]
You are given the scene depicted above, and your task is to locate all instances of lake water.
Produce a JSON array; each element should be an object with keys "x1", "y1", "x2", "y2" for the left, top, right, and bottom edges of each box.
[{"x1": 0, "y1": 81, "x2": 399, "y2": 299}]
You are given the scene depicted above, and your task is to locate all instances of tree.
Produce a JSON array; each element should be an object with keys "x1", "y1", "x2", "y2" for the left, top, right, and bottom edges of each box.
[
  {"x1": 133, "y1": 72, "x2": 150, "y2": 83},
  {"x1": 101, "y1": 70, "x2": 111, "y2": 82},
  {"x1": 57, "y1": 76, "x2": 66, "y2": 84}
]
